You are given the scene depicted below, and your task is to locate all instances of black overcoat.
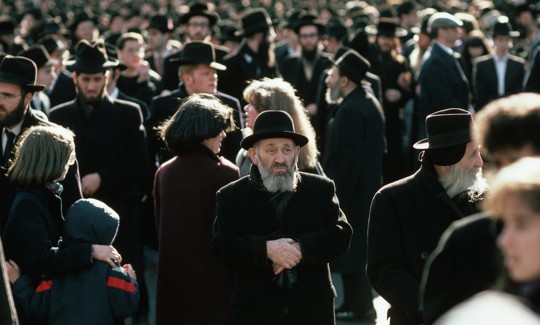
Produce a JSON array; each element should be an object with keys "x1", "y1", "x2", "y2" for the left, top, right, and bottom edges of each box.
[
  {"x1": 323, "y1": 87, "x2": 385, "y2": 274},
  {"x1": 367, "y1": 162, "x2": 481, "y2": 325},
  {"x1": 212, "y1": 172, "x2": 352, "y2": 325}
]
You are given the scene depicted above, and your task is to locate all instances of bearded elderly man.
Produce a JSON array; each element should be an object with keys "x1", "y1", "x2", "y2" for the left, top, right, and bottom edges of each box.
[
  {"x1": 367, "y1": 108, "x2": 486, "y2": 325},
  {"x1": 212, "y1": 110, "x2": 352, "y2": 325}
]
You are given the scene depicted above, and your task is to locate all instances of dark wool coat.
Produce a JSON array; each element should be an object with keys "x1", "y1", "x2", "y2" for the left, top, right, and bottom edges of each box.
[
  {"x1": 420, "y1": 213, "x2": 501, "y2": 324},
  {"x1": 472, "y1": 54, "x2": 525, "y2": 110},
  {"x1": 220, "y1": 41, "x2": 278, "y2": 105},
  {"x1": 280, "y1": 52, "x2": 333, "y2": 106},
  {"x1": 48, "y1": 70, "x2": 76, "y2": 108},
  {"x1": 367, "y1": 162, "x2": 481, "y2": 325},
  {"x1": 154, "y1": 146, "x2": 239, "y2": 325},
  {"x1": 0, "y1": 109, "x2": 82, "y2": 235},
  {"x1": 3, "y1": 187, "x2": 93, "y2": 324},
  {"x1": 212, "y1": 172, "x2": 352, "y2": 325},
  {"x1": 417, "y1": 44, "x2": 469, "y2": 138},
  {"x1": 323, "y1": 87, "x2": 385, "y2": 274},
  {"x1": 50, "y1": 96, "x2": 148, "y2": 271}
]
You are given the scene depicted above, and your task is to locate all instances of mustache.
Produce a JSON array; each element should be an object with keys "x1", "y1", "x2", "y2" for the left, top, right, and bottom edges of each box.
[{"x1": 272, "y1": 162, "x2": 288, "y2": 168}]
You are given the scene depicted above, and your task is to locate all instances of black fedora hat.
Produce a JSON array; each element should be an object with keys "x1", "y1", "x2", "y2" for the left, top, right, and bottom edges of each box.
[
  {"x1": 63, "y1": 40, "x2": 119, "y2": 74},
  {"x1": 171, "y1": 41, "x2": 226, "y2": 70},
  {"x1": 0, "y1": 55, "x2": 45, "y2": 91},
  {"x1": 293, "y1": 13, "x2": 326, "y2": 35},
  {"x1": 413, "y1": 108, "x2": 472, "y2": 165},
  {"x1": 69, "y1": 10, "x2": 98, "y2": 32},
  {"x1": 493, "y1": 16, "x2": 520, "y2": 38},
  {"x1": 0, "y1": 17, "x2": 15, "y2": 36},
  {"x1": 104, "y1": 43, "x2": 127, "y2": 71},
  {"x1": 366, "y1": 18, "x2": 407, "y2": 37},
  {"x1": 179, "y1": 2, "x2": 219, "y2": 26},
  {"x1": 18, "y1": 45, "x2": 58, "y2": 68},
  {"x1": 147, "y1": 14, "x2": 174, "y2": 33},
  {"x1": 235, "y1": 8, "x2": 273, "y2": 37},
  {"x1": 334, "y1": 49, "x2": 371, "y2": 85},
  {"x1": 241, "y1": 110, "x2": 308, "y2": 149}
]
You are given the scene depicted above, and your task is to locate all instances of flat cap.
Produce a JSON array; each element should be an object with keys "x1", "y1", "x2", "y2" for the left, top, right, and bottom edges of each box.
[{"x1": 428, "y1": 12, "x2": 462, "y2": 33}]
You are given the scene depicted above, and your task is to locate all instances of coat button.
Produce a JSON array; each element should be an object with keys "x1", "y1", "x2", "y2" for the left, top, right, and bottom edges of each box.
[
  {"x1": 282, "y1": 307, "x2": 289, "y2": 314},
  {"x1": 420, "y1": 251, "x2": 429, "y2": 260}
]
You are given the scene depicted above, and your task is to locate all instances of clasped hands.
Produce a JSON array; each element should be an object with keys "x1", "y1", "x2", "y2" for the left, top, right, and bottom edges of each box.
[{"x1": 266, "y1": 238, "x2": 302, "y2": 275}]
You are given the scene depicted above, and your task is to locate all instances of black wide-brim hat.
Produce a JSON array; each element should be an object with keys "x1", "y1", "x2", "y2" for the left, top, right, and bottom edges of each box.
[
  {"x1": 147, "y1": 14, "x2": 175, "y2": 33},
  {"x1": 414, "y1": 108, "x2": 472, "y2": 165},
  {"x1": 493, "y1": 16, "x2": 520, "y2": 38},
  {"x1": 69, "y1": 10, "x2": 98, "y2": 32},
  {"x1": 63, "y1": 40, "x2": 119, "y2": 74},
  {"x1": 171, "y1": 41, "x2": 226, "y2": 70},
  {"x1": 0, "y1": 55, "x2": 45, "y2": 91},
  {"x1": 18, "y1": 45, "x2": 58, "y2": 69},
  {"x1": 241, "y1": 110, "x2": 308, "y2": 149},
  {"x1": 366, "y1": 18, "x2": 407, "y2": 37},
  {"x1": 235, "y1": 8, "x2": 273, "y2": 37},
  {"x1": 334, "y1": 49, "x2": 371, "y2": 85},
  {"x1": 179, "y1": 2, "x2": 219, "y2": 26},
  {"x1": 293, "y1": 13, "x2": 326, "y2": 35}
]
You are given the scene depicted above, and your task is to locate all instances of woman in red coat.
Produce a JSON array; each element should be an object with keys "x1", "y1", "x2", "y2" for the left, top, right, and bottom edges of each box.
[{"x1": 153, "y1": 93, "x2": 240, "y2": 324}]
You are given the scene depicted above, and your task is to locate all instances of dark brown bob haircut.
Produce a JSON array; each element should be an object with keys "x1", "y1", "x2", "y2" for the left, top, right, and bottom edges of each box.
[{"x1": 159, "y1": 93, "x2": 235, "y2": 156}]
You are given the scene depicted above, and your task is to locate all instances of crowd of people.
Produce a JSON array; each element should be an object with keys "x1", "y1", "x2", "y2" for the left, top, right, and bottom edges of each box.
[{"x1": 1, "y1": 0, "x2": 540, "y2": 324}]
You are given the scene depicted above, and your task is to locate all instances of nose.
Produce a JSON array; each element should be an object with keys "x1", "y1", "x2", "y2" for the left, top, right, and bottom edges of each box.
[
  {"x1": 221, "y1": 130, "x2": 226, "y2": 139},
  {"x1": 474, "y1": 151, "x2": 484, "y2": 168},
  {"x1": 497, "y1": 225, "x2": 511, "y2": 251},
  {"x1": 274, "y1": 151, "x2": 285, "y2": 163}
]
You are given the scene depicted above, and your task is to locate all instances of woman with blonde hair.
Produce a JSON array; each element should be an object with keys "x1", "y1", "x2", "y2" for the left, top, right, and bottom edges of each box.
[
  {"x1": 2, "y1": 125, "x2": 120, "y2": 322},
  {"x1": 238, "y1": 77, "x2": 322, "y2": 176}
]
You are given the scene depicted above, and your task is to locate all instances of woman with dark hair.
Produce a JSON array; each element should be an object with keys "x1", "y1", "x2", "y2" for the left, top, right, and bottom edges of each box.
[
  {"x1": 2, "y1": 125, "x2": 120, "y2": 322},
  {"x1": 461, "y1": 30, "x2": 493, "y2": 82},
  {"x1": 153, "y1": 93, "x2": 239, "y2": 325}
]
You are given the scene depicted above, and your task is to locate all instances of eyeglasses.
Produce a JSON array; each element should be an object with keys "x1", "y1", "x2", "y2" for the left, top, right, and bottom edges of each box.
[
  {"x1": 0, "y1": 93, "x2": 22, "y2": 102},
  {"x1": 299, "y1": 32, "x2": 319, "y2": 39}
]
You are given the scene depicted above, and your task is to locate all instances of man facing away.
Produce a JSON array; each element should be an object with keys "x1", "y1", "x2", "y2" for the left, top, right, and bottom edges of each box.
[{"x1": 212, "y1": 110, "x2": 352, "y2": 325}]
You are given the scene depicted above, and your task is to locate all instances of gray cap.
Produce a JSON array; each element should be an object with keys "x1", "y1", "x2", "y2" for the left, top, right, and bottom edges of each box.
[{"x1": 427, "y1": 12, "x2": 463, "y2": 33}]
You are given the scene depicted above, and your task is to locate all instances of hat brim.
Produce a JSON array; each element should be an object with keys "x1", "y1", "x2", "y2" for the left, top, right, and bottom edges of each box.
[
  {"x1": 413, "y1": 138, "x2": 429, "y2": 150},
  {"x1": 365, "y1": 25, "x2": 408, "y2": 37},
  {"x1": 241, "y1": 131, "x2": 309, "y2": 150},
  {"x1": 0, "y1": 74, "x2": 45, "y2": 92},
  {"x1": 63, "y1": 58, "x2": 120, "y2": 73},
  {"x1": 293, "y1": 22, "x2": 326, "y2": 35},
  {"x1": 179, "y1": 12, "x2": 219, "y2": 26},
  {"x1": 171, "y1": 58, "x2": 226, "y2": 71}
]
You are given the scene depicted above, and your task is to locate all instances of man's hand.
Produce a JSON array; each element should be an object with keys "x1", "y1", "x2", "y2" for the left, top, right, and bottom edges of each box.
[
  {"x1": 81, "y1": 173, "x2": 101, "y2": 196},
  {"x1": 266, "y1": 238, "x2": 302, "y2": 274},
  {"x1": 5, "y1": 260, "x2": 20, "y2": 284}
]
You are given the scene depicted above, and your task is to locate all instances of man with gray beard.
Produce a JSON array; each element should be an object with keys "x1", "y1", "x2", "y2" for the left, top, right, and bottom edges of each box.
[
  {"x1": 212, "y1": 110, "x2": 352, "y2": 325},
  {"x1": 367, "y1": 108, "x2": 486, "y2": 325}
]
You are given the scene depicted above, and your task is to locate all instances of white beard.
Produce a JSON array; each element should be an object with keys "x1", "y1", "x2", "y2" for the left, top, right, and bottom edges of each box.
[{"x1": 440, "y1": 164, "x2": 487, "y2": 199}]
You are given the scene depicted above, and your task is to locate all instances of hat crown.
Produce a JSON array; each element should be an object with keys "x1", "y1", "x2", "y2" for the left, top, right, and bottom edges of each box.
[
  {"x1": 335, "y1": 50, "x2": 370, "y2": 85},
  {"x1": 181, "y1": 41, "x2": 216, "y2": 63},
  {"x1": 428, "y1": 12, "x2": 463, "y2": 32},
  {"x1": 493, "y1": 16, "x2": 516, "y2": 37},
  {"x1": 148, "y1": 14, "x2": 173, "y2": 32},
  {"x1": 19, "y1": 45, "x2": 52, "y2": 68},
  {"x1": 65, "y1": 40, "x2": 119, "y2": 73},
  {"x1": 425, "y1": 108, "x2": 472, "y2": 148},
  {"x1": 0, "y1": 55, "x2": 45, "y2": 91},
  {"x1": 240, "y1": 8, "x2": 272, "y2": 34}
]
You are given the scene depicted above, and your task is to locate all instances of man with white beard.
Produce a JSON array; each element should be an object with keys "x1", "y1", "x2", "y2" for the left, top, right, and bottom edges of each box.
[
  {"x1": 367, "y1": 108, "x2": 486, "y2": 325},
  {"x1": 212, "y1": 110, "x2": 352, "y2": 325}
]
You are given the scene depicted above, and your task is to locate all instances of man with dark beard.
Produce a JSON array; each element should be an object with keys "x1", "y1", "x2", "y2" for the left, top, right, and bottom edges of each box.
[
  {"x1": 212, "y1": 110, "x2": 352, "y2": 325},
  {"x1": 281, "y1": 13, "x2": 333, "y2": 129},
  {"x1": 0, "y1": 55, "x2": 82, "y2": 234},
  {"x1": 323, "y1": 49, "x2": 386, "y2": 323},
  {"x1": 367, "y1": 108, "x2": 486, "y2": 325},
  {"x1": 49, "y1": 39, "x2": 150, "y2": 323},
  {"x1": 220, "y1": 8, "x2": 278, "y2": 105}
]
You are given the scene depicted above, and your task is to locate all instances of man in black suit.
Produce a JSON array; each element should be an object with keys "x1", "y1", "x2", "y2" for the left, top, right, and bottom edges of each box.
[
  {"x1": 417, "y1": 13, "x2": 469, "y2": 140},
  {"x1": 420, "y1": 93, "x2": 540, "y2": 324},
  {"x1": 49, "y1": 40, "x2": 149, "y2": 323},
  {"x1": 368, "y1": 108, "x2": 486, "y2": 325},
  {"x1": 324, "y1": 50, "x2": 385, "y2": 323},
  {"x1": 473, "y1": 16, "x2": 525, "y2": 110},
  {"x1": 281, "y1": 13, "x2": 332, "y2": 128},
  {"x1": 144, "y1": 14, "x2": 178, "y2": 79},
  {"x1": 220, "y1": 8, "x2": 278, "y2": 104},
  {"x1": 148, "y1": 41, "x2": 242, "y2": 166},
  {"x1": 0, "y1": 55, "x2": 82, "y2": 234},
  {"x1": 212, "y1": 110, "x2": 352, "y2": 325}
]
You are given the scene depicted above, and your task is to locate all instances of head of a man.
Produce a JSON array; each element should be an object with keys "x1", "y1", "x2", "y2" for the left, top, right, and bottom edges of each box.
[
  {"x1": 415, "y1": 108, "x2": 486, "y2": 199},
  {"x1": 0, "y1": 56, "x2": 45, "y2": 128},
  {"x1": 64, "y1": 40, "x2": 119, "y2": 105},
  {"x1": 116, "y1": 32, "x2": 144, "y2": 69},
  {"x1": 428, "y1": 12, "x2": 463, "y2": 47},
  {"x1": 176, "y1": 41, "x2": 226, "y2": 95},
  {"x1": 241, "y1": 110, "x2": 308, "y2": 193},
  {"x1": 294, "y1": 14, "x2": 325, "y2": 60},
  {"x1": 325, "y1": 49, "x2": 370, "y2": 104},
  {"x1": 180, "y1": 3, "x2": 219, "y2": 42},
  {"x1": 146, "y1": 15, "x2": 173, "y2": 52}
]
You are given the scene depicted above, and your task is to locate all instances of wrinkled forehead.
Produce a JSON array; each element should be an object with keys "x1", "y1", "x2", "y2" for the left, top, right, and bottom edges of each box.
[{"x1": 256, "y1": 137, "x2": 296, "y2": 148}]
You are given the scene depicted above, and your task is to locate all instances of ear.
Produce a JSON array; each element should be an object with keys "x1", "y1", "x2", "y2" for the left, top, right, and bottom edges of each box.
[
  {"x1": 23, "y1": 92, "x2": 32, "y2": 106},
  {"x1": 248, "y1": 147, "x2": 258, "y2": 165},
  {"x1": 339, "y1": 75, "x2": 349, "y2": 88},
  {"x1": 72, "y1": 72, "x2": 78, "y2": 86},
  {"x1": 295, "y1": 146, "x2": 300, "y2": 163},
  {"x1": 181, "y1": 72, "x2": 192, "y2": 86}
]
